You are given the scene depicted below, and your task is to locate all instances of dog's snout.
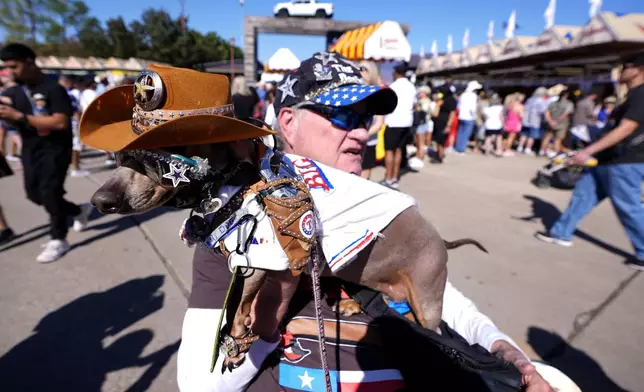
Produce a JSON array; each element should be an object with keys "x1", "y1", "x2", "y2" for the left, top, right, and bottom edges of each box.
[{"x1": 91, "y1": 190, "x2": 124, "y2": 214}]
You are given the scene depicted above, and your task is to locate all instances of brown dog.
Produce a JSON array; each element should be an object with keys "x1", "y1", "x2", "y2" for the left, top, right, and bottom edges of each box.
[{"x1": 91, "y1": 139, "x2": 485, "y2": 366}]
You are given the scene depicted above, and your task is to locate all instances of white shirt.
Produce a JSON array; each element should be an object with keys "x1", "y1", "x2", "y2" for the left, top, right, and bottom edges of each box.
[
  {"x1": 458, "y1": 91, "x2": 478, "y2": 121},
  {"x1": 225, "y1": 154, "x2": 418, "y2": 273},
  {"x1": 384, "y1": 77, "x2": 417, "y2": 128},
  {"x1": 79, "y1": 89, "x2": 97, "y2": 113},
  {"x1": 483, "y1": 105, "x2": 504, "y2": 130},
  {"x1": 264, "y1": 103, "x2": 276, "y2": 129}
]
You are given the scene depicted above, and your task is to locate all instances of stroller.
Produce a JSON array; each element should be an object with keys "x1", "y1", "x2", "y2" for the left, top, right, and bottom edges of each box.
[{"x1": 533, "y1": 152, "x2": 598, "y2": 190}]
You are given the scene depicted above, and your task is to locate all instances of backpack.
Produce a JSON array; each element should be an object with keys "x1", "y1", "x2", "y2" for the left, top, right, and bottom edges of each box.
[{"x1": 343, "y1": 283, "x2": 524, "y2": 392}]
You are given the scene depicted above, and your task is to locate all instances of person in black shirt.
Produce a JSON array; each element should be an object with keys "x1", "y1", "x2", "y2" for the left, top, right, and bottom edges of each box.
[
  {"x1": 431, "y1": 86, "x2": 457, "y2": 163},
  {"x1": 231, "y1": 76, "x2": 260, "y2": 124},
  {"x1": 536, "y1": 52, "x2": 644, "y2": 270},
  {"x1": 0, "y1": 43, "x2": 92, "y2": 263}
]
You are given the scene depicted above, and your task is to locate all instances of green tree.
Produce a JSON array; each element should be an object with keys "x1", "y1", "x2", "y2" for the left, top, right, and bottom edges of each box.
[
  {"x1": 43, "y1": 0, "x2": 89, "y2": 43},
  {"x1": 106, "y1": 17, "x2": 137, "y2": 58},
  {"x1": 0, "y1": 0, "x2": 49, "y2": 43},
  {"x1": 78, "y1": 17, "x2": 113, "y2": 58}
]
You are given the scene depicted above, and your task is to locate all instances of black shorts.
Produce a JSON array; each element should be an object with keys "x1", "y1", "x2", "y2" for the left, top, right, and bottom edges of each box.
[
  {"x1": 384, "y1": 126, "x2": 410, "y2": 151},
  {"x1": 362, "y1": 145, "x2": 377, "y2": 169},
  {"x1": 485, "y1": 128, "x2": 503, "y2": 136}
]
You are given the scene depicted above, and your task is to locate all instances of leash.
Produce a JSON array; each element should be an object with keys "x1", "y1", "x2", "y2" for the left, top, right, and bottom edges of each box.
[
  {"x1": 210, "y1": 265, "x2": 239, "y2": 372},
  {"x1": 310, "y1": 240, "x2": 332, "y2": 392}
]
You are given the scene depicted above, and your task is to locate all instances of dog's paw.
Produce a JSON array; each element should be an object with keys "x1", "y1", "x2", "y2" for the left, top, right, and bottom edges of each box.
[{"x1": 335, "y1": 299, "x2": 362, "y2": 317}]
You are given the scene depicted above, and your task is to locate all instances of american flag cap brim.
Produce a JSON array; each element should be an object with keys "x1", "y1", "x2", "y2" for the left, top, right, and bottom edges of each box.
[{"x1": 308, "y1": 83, "x2": 397, "y2": 115}]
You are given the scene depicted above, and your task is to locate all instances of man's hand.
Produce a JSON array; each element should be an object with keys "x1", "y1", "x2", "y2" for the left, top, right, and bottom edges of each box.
[
  {"x1": 491, "y1": 340, "x2": 554, "y2": 392},
  {"x1": 249, "y1": 269, "x2": 300, "y2": 343},
  {"x1": 0, "y1": 104, "x2": 23, "y2": 123},
  {"x1": 567, "y1": 150, "x2": 592, "y2": 166}
]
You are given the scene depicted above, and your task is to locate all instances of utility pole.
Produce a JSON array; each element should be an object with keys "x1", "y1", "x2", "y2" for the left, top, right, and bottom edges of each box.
[{"x1": 178, "y1": 0, "x2": 187, "y2": 34}]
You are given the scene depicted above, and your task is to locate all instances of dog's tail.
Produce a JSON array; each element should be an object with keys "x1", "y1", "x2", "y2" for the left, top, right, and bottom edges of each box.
[{"x1": 444, "y1": 238, "x2": 488, "y2": 254}]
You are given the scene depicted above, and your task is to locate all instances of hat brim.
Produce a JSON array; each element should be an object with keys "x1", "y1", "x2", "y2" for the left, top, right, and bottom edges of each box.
[
  {"x1": 311, "y1": 84, "x2": 398, "y2": 115},
  {"x1": 80, "y1": 85, "x2": 274, "y2": 152}
]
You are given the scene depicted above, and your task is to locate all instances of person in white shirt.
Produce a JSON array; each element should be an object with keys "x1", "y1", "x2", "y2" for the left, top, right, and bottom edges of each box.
[
  {"x1": 483, "y1": 94, "x2": 505, "y2": 156},
  {"x1": 382, "y1": 63, "x2": 416, "y2": 189},
  {"x1": 454, "y1": 80, "x2": 482, "y2": 153}
]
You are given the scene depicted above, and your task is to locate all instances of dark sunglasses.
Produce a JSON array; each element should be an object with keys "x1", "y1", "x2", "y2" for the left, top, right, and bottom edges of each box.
[
  {"x1": 300, "y1": 104, "x2": 373, "y2": 131},
  {"x1": 115, "y1": 150, "x2": 202, "y2": 189}
]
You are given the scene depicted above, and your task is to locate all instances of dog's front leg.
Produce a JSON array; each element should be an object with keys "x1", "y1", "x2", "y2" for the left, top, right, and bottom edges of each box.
[{"x1": 224, "y1": 268, "x2": 267, "y2": 367}]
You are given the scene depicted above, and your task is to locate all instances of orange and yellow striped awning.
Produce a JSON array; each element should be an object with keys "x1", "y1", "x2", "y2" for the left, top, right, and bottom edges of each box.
[{"x1": 330, "y1": 23, "x2": 382, "y2": 61}]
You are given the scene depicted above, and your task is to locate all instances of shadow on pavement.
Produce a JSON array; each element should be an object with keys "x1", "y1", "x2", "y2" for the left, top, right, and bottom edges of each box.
[
  {"x1": 70, "y1": 207, "x2": 174, "y2": 251},
  {"x1": 516, "y1": 195, "x2": 632, "y2": 259},
  {"x1": 0, "y1": 223, "x2": 50, "y2": 254},
  {"x1": 527, "y1": 327, "x2": 628, "y2": 392},
  {"x1": 0, "y1": 275, "x2": 179, "y2": 391}
]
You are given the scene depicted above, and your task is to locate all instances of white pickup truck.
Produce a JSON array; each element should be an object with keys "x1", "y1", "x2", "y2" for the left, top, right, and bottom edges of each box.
[{"x1": 274, "y1": 0, "x2": 334, "y2": 19}]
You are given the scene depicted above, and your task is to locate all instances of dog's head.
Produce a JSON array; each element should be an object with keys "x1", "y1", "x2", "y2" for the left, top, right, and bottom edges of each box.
[{"x1": 91, "y1": 139, "x2": 259, "y2": 215}]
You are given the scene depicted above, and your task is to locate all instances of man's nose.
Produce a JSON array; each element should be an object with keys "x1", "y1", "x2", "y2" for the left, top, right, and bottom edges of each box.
[
  {"x1": 349, "y1": 126, "x2": 369, "y2": 143},
  {"x1": 91, "y1": 189, "x2": 124, "y2": 214}
]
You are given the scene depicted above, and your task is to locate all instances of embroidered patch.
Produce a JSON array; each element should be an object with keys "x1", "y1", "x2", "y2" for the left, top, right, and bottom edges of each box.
[
  {"x1": 291, "y1": 158, "x2": 334, "y2": 193},
  {"x1": 280, "y1": 335, "x2": 312, "y2": 364},
  {"x1": 299, "y1": 211, "x2": 315, "y2": 239}
]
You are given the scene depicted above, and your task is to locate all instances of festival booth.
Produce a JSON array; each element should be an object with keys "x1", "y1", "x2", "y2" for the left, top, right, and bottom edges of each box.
[
  {"x1": 440, "y1": 53, "x2": 458, "y2": 71},
  {"x1": 573, "y1": 12, "x2": 644, "y2": 49},
  {"x1": 495, "y1": 36, "x2": 537, "y2": 62},
  {"x1": 530, "y1": 25, "x2": 581, "y2": 55},
  {"x1": 330, "y1": 20, "x2": 411, "y2": 62},
  {"x1": 261, "y1": 48, "x2": 301, "y2": 83},
  {"x1": 461, "y1": 44, "x2": 486, "y2": 68}
]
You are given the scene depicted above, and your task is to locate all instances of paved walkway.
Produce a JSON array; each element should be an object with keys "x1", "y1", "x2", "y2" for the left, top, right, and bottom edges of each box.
[{"x1": 0, "y1": 150, "x2": 641, "y2": 391}]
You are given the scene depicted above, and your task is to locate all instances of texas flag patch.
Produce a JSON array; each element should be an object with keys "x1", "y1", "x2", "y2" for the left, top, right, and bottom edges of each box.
[{"x1": 279, "y1": 363, "x2": 405, "y2": 392}]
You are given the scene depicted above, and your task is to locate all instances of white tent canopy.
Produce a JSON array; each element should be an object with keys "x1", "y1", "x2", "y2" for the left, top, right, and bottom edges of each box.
[
  {"x1": 331, "y1": 20, "x2": 411, "y2": 62},
  {"x1": 265, "y1": 48, "x2": 300, "y2": 73}
]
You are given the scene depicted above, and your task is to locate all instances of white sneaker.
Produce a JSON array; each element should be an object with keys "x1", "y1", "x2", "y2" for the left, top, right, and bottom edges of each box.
[
  {"x1": 535, "y1": 232, "x2": 573, "y2": 247},
  {"x1": 546, "y1": 151, "x2": 558, "y2": 159},
  {"x1": 73, "y1": 204, "x2": 93, "y2": 232},
  {"x1": 70, "y1": 169, "x2": 90, "y2": 177},
  {"x1": 524, "y1": 149, "x2": 535, "y2": 156},
  {"x1": 5, "y1": 155, "x2": 20, "y2": 162},
  {"x1": 408, "y1": 157, "x2": 425, "y2": 171},
  {"x1": 406, "y1": 145, "x2": 418, "y2": 156},
  {"x1": 37, "y1": 239, "x2": 70, "y2": 263}
]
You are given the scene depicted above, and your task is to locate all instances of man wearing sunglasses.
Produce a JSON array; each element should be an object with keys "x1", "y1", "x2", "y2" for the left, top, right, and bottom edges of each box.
[{"x1": 178, "y1": 51, "x2": 553, "y2": 391}]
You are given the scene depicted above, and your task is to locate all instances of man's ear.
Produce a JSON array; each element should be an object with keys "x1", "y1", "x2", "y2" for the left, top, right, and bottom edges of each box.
[{"x1": 277, "y1": 107, "x2": 300, "y2": 150}]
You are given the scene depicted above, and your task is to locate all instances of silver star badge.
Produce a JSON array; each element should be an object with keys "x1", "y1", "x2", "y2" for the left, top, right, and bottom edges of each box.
[
  {"x1": 314, "y1": 52, "x2": 338, "y2": 66},
  {"x1": 163, "y1": 162, "x2": 191, "y2": 187},
  {"x1": 278, "y1": 75, "x2": 298, "y2": 103}
]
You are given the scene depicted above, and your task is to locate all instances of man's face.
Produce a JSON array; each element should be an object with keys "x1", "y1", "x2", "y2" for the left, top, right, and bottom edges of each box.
[
  {"x1": 2, "y1": 59, "x2": 29, "y2": 82},
  {"x1": 620, "y1": 63, "x2": 643, "y2": 84},
  {"x1": 289, "y1": 108, "x2": 368, "y2": 175}
]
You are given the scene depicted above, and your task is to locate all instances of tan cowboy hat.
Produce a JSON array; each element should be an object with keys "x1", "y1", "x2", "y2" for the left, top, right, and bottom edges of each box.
[
  {"x1": 79, "y1": 64, "x2": 274, "y2": 152},
  {"x1": 547, "y1": 84, "x2": 567, "y2": 96}
]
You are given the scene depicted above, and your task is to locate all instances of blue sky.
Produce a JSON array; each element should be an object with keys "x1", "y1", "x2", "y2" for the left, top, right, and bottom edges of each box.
[{"x1": 9, "y1": 0, "x2": 644, "y2": 62}]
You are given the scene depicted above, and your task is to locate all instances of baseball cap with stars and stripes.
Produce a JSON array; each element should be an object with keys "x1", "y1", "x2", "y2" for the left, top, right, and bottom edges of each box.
[{"x1": 273, "y1": 51, "x2": 398, "y2": 116}]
